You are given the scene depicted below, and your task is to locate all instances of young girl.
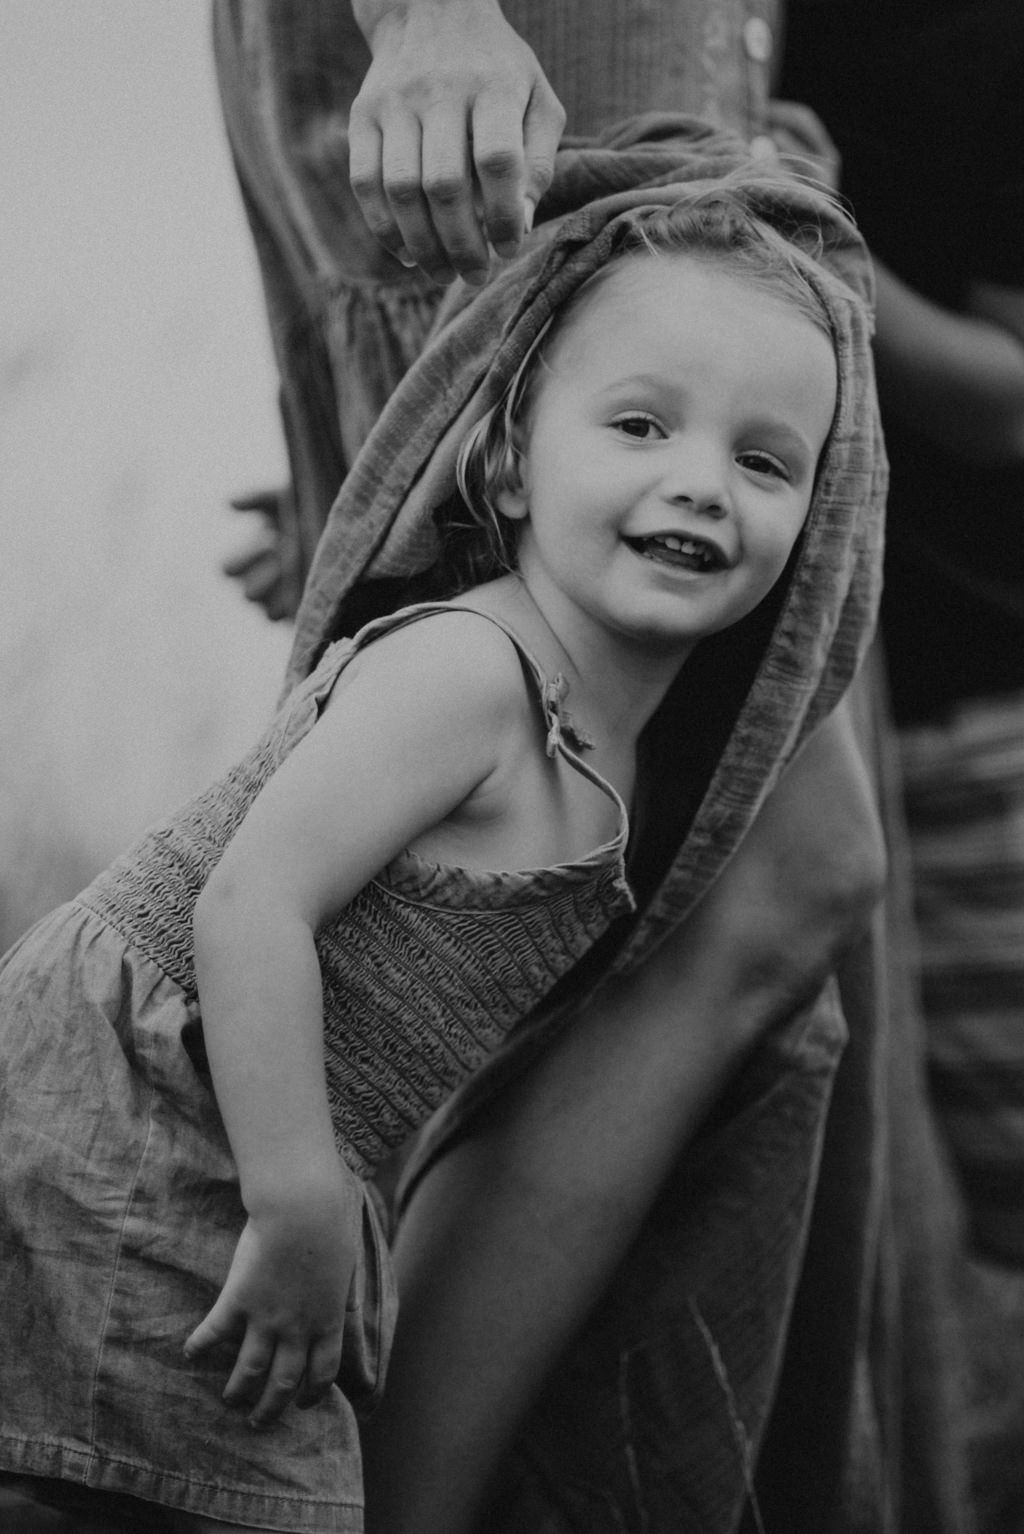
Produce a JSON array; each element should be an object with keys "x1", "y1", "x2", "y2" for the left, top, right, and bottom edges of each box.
[{"x1": 1, "y1": 175, "x2": 864, "y2": 1534}]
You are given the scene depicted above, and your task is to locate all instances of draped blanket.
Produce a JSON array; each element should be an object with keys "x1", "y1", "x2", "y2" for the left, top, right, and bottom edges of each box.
[
  {"x1": 284, "y1": 118, "x2": 971, "y2": 1534},
  {"x1": 286, "y1": 114, "x2": 886, "y2": 968}
]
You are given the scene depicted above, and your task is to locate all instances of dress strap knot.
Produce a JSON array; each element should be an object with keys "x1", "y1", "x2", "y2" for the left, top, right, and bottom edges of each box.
[{"x1": 541, "y1": 673, "x2": 596, "y2": 758}]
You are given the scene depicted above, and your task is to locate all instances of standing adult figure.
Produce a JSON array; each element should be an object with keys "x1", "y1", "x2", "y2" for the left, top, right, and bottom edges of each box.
[
  {"x1": 782, "y1": 3, "x2": 1024, "y2": 1528},
  {"x1": 212, "y1": 5, "x2": 973, "y2": 1531}
]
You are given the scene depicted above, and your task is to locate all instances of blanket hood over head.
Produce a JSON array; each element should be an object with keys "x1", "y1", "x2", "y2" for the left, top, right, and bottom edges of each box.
[{"x1": 284, "y1": 115, "x2": 886, "y2": 975}]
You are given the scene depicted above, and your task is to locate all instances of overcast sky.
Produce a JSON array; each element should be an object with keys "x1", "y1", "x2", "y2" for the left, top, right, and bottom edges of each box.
[{"x1": 1, "y1": 1, "x2": 294, "y2": 940}]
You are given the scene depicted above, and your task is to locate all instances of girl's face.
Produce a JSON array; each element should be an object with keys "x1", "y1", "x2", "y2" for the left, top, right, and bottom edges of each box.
[{"x1": 496, "y1": 254, "x2": 838, "y2": 666}]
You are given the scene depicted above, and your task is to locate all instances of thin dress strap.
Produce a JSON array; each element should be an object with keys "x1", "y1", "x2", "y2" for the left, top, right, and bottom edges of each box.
[{"x1": 345, "y1": 600, "x2": 631, "y2": 847}]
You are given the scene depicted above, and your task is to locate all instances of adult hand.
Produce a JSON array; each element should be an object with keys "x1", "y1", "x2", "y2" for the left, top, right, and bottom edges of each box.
[
  {"x1": 349, "y1": 0, "x2": 565, "y2": 285},
  {"x1": 184, "y1": 1180, "x2": 359, "y2": 1426},
  {"x1": 221, "y1": 487, "x2": 303, "y2": 622}
]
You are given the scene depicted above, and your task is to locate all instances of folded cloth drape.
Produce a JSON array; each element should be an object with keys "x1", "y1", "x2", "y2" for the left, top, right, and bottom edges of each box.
[
  {"x1": 286, "y1": 114, "x2": 885, "y2": 967},
  {"x1": 285, "y1": 117, "x2": 971, "y2": 1533}
]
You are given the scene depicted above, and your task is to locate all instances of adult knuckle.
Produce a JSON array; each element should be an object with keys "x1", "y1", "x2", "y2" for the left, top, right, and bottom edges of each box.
[
  {"x1": 348, "y1": 166, "x2": 381, "y2": 202},
  {"x1": 362, "y1": 211, "x2": 402, "y2": 246},
  {"x1": 475, "y1": 145, "x2": 521, "y2": 183},
  {"x1": 423, "y1": 172, "x2": 468, "y2": 209},
  {"x1": 385, "y1": 175, "x2": 424, "y2": 210}
]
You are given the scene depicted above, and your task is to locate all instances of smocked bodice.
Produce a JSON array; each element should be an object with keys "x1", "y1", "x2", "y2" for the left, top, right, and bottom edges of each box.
[{"x1": 78, "y1": 604, "x2": 634, "y2": 1174}]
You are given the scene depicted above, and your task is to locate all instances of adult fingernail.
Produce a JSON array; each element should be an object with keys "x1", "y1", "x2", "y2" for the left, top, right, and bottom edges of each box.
[
  {"x1": 523, "y1": 197, "x2": 535, "y2": 233},
  {"x1": 395, "y1": 247, "x2": 418, "y2": 268},
  {"x1": 493, "y1": 238, "x2": 520, "y2": 259},
  {"x1": 461, "y1": 265, "x2": 489, "y2": 287}
]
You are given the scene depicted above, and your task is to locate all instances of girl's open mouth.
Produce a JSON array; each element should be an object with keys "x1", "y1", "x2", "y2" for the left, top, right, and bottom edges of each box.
[{"x1": 624, "y1": 533, "x2": 726, "y2": 572}]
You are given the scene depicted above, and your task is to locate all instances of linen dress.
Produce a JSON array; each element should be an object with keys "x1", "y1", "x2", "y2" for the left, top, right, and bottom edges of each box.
[{"x1": 0, "y1": 602, "x2": 633, "y2": 1533}]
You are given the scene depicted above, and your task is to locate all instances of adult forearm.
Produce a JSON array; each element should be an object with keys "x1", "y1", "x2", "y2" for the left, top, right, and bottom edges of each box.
[{"x1": 872, "y1": 261, "x2": 1024, "y2": 464}]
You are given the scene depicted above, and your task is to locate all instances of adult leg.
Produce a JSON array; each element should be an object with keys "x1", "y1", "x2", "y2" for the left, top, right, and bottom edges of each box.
[{"x1": 362, "y1": 700, "x2": 885, "y2": 1534}]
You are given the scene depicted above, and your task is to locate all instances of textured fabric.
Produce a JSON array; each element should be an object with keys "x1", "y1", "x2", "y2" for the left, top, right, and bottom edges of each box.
[
  {"x1": 211, "y1": 0, "x2": 781, "y2": 601},
  {"x1": 0, "y1": 604, "x2": 631, "y2": 1530},
  {"x1": 900, "y1": 691, "x2": 1024, "y2": 1269},
  {"x1": 80, "y1": 604, "x2": 631, "y2": 1176},
  {"x1": 0, "y1": 907, "x2": 385, "y2": 1534}
]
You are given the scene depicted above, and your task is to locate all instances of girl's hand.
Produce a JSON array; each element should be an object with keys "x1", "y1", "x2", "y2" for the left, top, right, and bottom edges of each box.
[{"x1": 184, "y1": 1178, "x2": 361, "y2": 1426}]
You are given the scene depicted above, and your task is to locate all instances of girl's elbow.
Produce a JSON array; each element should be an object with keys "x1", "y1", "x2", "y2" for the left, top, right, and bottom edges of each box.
[
  {"x1": 193, "y1": 871, "x2": 233, "y2": 964},
  {"x1": 193, "y1": 863, "x2": 260, "y2": 963}
]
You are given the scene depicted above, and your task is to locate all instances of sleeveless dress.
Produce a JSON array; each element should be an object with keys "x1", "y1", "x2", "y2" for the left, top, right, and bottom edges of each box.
[{"x1": 0, "y1": 603, "x2": 633, "y2": 1534}]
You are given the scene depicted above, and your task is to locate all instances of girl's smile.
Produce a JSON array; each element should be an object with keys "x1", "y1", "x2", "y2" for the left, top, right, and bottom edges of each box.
[{"x1": 496, "y1": 254, "x2": 839, "y2": 675}]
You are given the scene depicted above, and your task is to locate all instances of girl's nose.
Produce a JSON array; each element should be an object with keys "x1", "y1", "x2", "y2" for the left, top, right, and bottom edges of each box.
[{"x1": 660, "y1": 448, "x2": 730, "y2": 518}]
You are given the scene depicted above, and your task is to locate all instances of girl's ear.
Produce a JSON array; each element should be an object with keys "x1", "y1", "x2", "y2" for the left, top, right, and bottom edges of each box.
[
  {"x1": 495, "y1": 481, "x2": 529, "y2": 521},
  {"x1": 494, "y1": 438, "x2": 529, "y2": 521}
]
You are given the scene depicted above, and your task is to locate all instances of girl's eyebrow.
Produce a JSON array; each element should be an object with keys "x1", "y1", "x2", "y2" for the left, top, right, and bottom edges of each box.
[
  {"x1": 595, "y1": 372, "x2": 676, "y2": 396},
  {"x1": 744, "y1": 420, "x2": 817, "y2": 462}
]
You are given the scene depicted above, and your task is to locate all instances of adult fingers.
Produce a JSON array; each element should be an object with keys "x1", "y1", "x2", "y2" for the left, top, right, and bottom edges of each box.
[
  {"x1": 378, "y1": 114, "x2": 458, "y2": 283},
  {"x1": 470, "y1": 79, "x2": 562, "y2": 260},
  {"x1": 469, "y1": 91, "x2": 529, "y2": 260},
  {"x1": 518, "y1": 80, "x2": 565, "y2": 228},
  {"x1": 420, "y1": 106, "x2": 489, "y2": 283},
  {"x1": 348, "y1": 109, "x2": 415, "y2": 265}
]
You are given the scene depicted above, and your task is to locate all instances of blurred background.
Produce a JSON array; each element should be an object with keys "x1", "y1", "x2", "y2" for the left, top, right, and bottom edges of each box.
[{"x1": 1, "y1": 0, "x2": 293, "y2": 948}]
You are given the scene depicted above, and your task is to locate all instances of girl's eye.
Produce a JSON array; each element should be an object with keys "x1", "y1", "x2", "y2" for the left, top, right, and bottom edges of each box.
[
  {"x1": 611, "y1": 413, "x2": 664, "y2": 441},
  {"x1": 738, "y1": 450, "x2": 790, "y2": 481}
]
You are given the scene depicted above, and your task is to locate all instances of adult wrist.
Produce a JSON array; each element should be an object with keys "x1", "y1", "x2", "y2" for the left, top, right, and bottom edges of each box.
[{"x1": 353, "y1": 0, "x2": 500, "y2": 51}]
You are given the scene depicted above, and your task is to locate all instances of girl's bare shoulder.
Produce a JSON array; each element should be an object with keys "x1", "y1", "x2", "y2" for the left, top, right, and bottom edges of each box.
[{"x1": 326, "y1": 607, "x2": 535, "y2": 741}]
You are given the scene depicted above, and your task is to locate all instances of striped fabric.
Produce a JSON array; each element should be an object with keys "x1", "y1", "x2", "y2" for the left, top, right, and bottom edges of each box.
[{"x1": 900, "y1": 688, "x2": 1024, "y2": 1265}]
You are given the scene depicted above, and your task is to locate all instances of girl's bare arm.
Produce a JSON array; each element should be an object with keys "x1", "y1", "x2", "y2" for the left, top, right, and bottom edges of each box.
[{"x1": 186, "y1": 618, "x2": 519, "y2": 1424}]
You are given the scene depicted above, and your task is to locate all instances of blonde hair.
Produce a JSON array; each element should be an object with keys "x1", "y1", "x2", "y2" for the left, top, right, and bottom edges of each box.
[{"x1": 443, "y1": 180, "x2": 836, "y2": 591}]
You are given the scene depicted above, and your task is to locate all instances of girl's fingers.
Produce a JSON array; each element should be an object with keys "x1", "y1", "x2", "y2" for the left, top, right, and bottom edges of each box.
[
  {"x1": 248, "y1": 1339, "x2": 311, "y2": 1426},
  {"x1": 294, "y1": 1333, "x2": 345, "y2": 1409},
  {"x1": 183, "y1": 1296, "x2": 241, "y2": 1360},
  {"x1": 221, "y1": 1329, "x2": 275, "y2": 1408}
]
